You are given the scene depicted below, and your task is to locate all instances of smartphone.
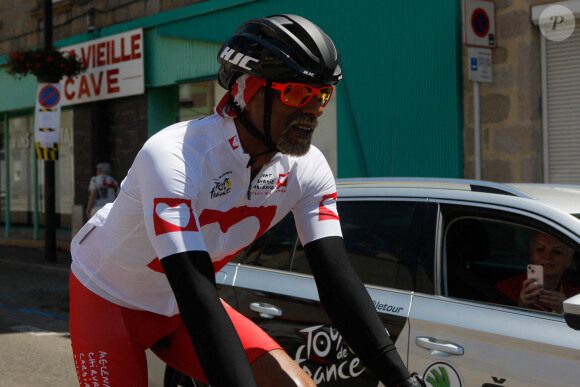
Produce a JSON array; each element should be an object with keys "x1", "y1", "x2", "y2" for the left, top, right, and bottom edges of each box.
[{"x1": 527, "y1": 264, "x2": 544, "y2": 288}]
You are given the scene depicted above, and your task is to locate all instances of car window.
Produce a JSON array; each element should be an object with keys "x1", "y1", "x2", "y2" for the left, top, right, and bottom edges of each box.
[
  {"x1": 291, "y1": 201, "x2": 419, "y2": 291},
  {"x1": 237, "y1": 214, "x2": 298, "y2": 270},
  {"x1": 444, "y1": 216, "x2": 580, "y2": 314}
]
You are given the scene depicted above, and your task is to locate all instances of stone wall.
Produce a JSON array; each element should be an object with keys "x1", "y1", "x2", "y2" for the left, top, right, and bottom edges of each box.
[
  {"x1": 0, "y1": 0, "x2": 208, "y2": 54},
  {"x1": 462, "y1": 0, "x2": 554, "y2": 182}
]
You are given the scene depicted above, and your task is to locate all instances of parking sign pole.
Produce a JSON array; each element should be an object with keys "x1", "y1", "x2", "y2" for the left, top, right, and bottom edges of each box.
[
  {"x1": 473, "y1": 81, "x2": 482, "y2": 180},
  {"x1": 43, "y1": 0, "x2": 57, "y2": 263},
  {"x1": 464, "y1": 0, "x2": 495, "y2": 180}
]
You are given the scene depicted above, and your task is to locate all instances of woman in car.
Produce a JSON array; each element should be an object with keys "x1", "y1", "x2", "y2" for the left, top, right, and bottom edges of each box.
[{"x1": 496, "y1": 231, "x2": 580, "y2": 313}]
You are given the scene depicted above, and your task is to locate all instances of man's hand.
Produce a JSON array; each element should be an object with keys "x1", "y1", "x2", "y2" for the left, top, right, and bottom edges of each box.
[{"x1": 398, "y1": 372, "x2": 427, "y2": 387}]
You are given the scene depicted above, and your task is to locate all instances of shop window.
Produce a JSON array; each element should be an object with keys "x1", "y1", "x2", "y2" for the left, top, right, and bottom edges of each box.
[
  {"x1": 8, "y1": 115, "x2": 35, "y2": 225},
  {"x1": 179, "y1": 80, "x2": 219, "y2": 121},
  {"x1": 5, "y1": 110, "x2": 74, "y2": 228},
  {"x1": 57, "y1": 109, "x2": 74, "y2": 227}
]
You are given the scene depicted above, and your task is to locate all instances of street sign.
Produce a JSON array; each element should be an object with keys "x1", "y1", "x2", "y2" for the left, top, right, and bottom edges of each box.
[
  {"x1": 34, "y1": 83, "x2": 62, "y2": 160},
  {"x1": 468, "y1": 47, "x2": 493, "y2": 83},
  {"x1": 465, "y1": 0, "x2": 496, "y2": 48},
  {"x1": 38, "y1": 85, "x2": 61, "y2": 109}
]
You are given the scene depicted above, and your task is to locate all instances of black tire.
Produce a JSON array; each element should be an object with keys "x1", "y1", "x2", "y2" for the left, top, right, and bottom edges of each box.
[{"x1": 164, "y1": 364, "x2": 209, "y2": 387}]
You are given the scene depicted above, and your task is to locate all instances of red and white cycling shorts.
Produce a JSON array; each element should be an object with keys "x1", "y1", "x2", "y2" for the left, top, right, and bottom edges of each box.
[{"x1": 69, "y1": 273, "x2": 281, "y2": 386}]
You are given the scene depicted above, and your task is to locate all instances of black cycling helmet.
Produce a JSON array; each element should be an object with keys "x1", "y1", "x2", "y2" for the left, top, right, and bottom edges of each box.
[
  {"x1": 217, "y1": 14, "x2": 342, "y2": 163},
  {"x1": 218, "y1": 14, "x2": 342, "y2": 90}
]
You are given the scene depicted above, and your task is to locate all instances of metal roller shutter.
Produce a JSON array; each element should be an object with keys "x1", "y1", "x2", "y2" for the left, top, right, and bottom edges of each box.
[{"x1": 545, "y1": 29, "x2": 580, "y2": 183}]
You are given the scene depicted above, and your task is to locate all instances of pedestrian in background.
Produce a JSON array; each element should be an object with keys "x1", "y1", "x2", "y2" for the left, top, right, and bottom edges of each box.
[{"x1": 85, "y1": 162, "x2": 119, "y2": 219}]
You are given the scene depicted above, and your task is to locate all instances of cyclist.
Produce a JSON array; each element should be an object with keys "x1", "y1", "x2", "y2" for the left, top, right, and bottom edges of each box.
[{"x1": 69, "y1": 14, "x2": 425, "y2": 387}]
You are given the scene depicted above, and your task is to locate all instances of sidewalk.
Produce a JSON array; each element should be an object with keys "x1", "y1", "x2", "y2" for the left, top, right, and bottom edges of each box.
[{"x1": 0, "y1": 228, "x2": 71, "y2": 276}]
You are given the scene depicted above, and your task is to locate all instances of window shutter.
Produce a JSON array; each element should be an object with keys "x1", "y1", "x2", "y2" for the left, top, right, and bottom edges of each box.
[{"x1": 545, "y1": 30, "x2": 580, "y2": 183}]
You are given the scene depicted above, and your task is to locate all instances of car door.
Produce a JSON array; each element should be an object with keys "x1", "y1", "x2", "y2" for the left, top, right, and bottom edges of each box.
[
  {"x1": 406, "y1": 202, "x2": 580, "y2": 387},
  {"x1": 231, "y1": 199, "x2": 428, "y2": 386}
]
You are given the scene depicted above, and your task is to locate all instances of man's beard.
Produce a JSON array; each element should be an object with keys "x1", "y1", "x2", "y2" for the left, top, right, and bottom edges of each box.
[{"x1": 276, "y1": 114, "x2": 318, "y2": 156}]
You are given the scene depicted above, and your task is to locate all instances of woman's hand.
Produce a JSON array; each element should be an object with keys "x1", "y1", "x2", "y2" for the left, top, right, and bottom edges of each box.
[
  {"x1": 538, "y1": 290, "x2": 566, "y2": 313},
  {"x1": 519, "y1": 278, "x2": 566, "y2": 313},
  {"x1": 518, "y1": 278, "x2": 543, "y2": 308}
]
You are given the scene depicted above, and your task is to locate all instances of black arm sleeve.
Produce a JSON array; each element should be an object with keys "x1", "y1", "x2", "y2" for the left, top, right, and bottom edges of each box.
[
  {"x1": 161, "y1": 251, "x2": 257, "y2": 387},
  {"x1": 304, "y1": 236, "x2": 411, "y2": 387}
]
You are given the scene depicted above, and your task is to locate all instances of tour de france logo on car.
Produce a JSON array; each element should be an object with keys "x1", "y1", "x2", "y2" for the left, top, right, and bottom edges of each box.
[
  {"x1": 293, "y1": 325, "x2": 365, "y2": 385},
  {"x1": 153, "y1": 198, "x2": 199, "y2": 235}
]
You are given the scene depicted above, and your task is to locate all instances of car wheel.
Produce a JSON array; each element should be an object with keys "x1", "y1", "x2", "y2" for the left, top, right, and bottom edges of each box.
[{"x1": 164, "y1": 365, "x2": 209, "y2": 387}]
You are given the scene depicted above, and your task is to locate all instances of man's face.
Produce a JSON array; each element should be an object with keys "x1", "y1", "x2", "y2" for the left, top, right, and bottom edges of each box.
[
  {"x1": 530, "y1": 232, "x2": 573, "y2": 278},
  {"x1": 245, "y1": 84, "x2": 326, "y2": 156}
]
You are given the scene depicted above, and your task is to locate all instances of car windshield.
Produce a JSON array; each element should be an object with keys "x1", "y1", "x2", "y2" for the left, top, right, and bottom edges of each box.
[{"x1": 573, "y1": 214, "x2": 580, "y2": 221}]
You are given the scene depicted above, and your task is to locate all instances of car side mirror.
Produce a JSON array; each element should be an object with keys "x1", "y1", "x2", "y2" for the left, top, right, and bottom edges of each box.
[{"x1": 563, "y1": 294, "x2": 580, "y2": 330}]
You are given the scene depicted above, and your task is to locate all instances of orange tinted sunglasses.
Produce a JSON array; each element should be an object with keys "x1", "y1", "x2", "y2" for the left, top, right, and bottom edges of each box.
[{"x1": 268, "y1": 82, "x2": 334, "y2": 107}]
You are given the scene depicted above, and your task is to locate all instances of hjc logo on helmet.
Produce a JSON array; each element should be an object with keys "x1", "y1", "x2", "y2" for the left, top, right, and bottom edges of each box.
[{"x1": 219, "y1": 46, "x2": 258, "y2": 71}]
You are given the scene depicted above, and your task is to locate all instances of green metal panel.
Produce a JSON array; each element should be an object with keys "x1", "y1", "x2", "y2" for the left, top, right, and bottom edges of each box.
[
  {"x1": 144, "y1": 30, "x2": 222, "y2": 87},
  {"x1": 148, "y1": 85, "x2": 179, "y2": 137},
  {"x1": 0, "y1": 72, "x2": 38, "y2": 112},
  {"x1": 332, "y1": 1, "x2": 463, "y2": 178},
  {"x1": 154, "y1": 0, "x2": 464, "y2": 178}
]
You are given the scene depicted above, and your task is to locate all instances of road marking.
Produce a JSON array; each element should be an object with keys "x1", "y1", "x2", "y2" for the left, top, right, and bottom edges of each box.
[
  {"x1": 10, "y1": 325, "x2": 63, "y2": 336},
  {"x1": 0, "y1": 302, "x2": 68, "y2": 321}
]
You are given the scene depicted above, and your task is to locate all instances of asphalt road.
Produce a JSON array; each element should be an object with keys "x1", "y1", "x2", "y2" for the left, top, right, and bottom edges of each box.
[
  {"x1": 0, "y1": 256, "x2": 77, "y2": 387},
  {"x1": 0, "y1": 246, "x2": 166, "y2": 387}
]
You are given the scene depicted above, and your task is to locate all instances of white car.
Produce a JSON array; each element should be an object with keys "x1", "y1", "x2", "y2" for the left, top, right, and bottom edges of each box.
[{"x1": 149, "y1": 178, "x2": 580, "y2": 387}]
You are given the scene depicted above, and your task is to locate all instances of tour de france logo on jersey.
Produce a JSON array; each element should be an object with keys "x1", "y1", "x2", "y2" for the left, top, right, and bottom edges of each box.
[
  {"x1": 211, "y1": 171, "x2": 233, "y2": 199},
  {"x1": 153, "y1": 198, "x2": 199, "y2": 235}
]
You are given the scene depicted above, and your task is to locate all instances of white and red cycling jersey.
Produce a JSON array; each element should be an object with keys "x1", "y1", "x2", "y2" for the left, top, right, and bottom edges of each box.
[{"x1": 71, "y1": 113, "x2": 342, "y2": 316}]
